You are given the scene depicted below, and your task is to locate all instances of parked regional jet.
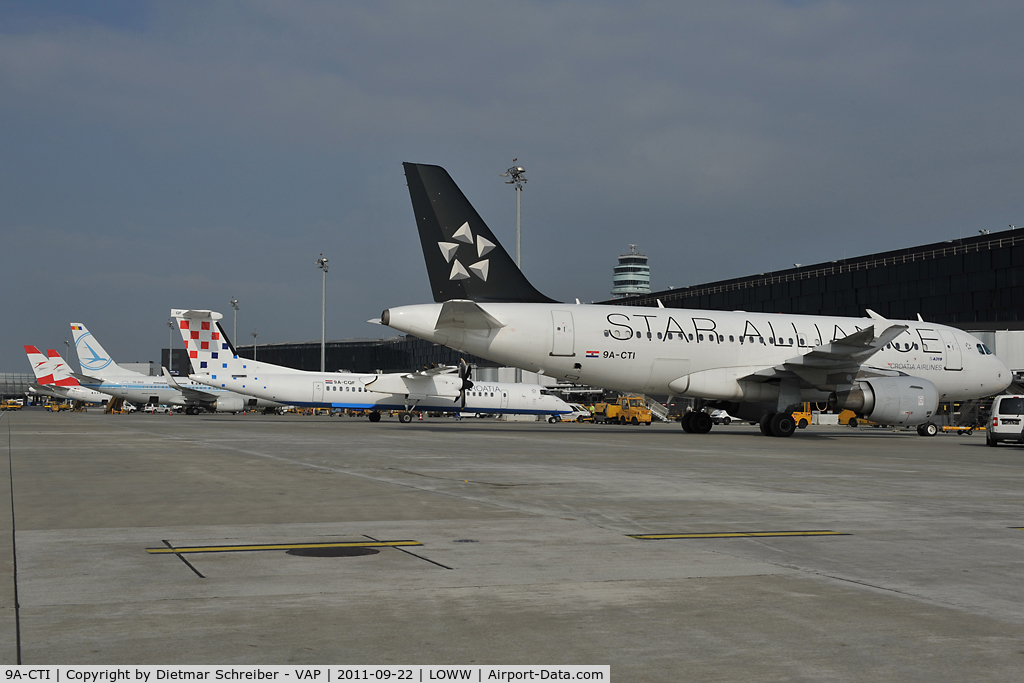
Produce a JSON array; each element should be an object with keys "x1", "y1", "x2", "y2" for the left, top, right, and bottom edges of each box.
[
  {"x1": 24, "y1": 346, "x2": 108, "y2": 404},
  {"x1": 378, "y1": 163, "x2": 1011, "y2": 437},
  {"x1": 70, "y1": 323, "x2": 283, "y2": 414},
  {"x1": 170, "y1": 308, "x2": 572, "y2": 423}
]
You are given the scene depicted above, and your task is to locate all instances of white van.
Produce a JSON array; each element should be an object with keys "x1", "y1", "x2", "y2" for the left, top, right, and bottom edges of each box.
[{"x1": 987, "y1": 395, "x2": 1024, "y2": 446}]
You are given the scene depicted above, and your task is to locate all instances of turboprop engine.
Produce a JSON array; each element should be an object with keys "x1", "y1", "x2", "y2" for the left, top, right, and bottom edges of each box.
[
  {"x1": 829, "y1": 377, "x2": 939, "y2": 426},
  {"x1": 214, "y1": 395, "x2": 245, "y2": 413}
]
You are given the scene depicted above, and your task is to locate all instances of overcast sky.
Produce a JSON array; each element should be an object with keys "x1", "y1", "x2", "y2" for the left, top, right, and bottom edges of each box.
[{"x1": 1, "y1": 1, "x2": 1022, "y2": 371}]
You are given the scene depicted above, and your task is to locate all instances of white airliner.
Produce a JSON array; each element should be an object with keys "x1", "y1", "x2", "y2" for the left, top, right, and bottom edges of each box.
[
  {"x1": 378, "y1": 163, "x2": 1011, "y2": 437},
  {"x1": 70, "y1": 323, "x2": 283, "y2": 414},
  {"x1": 170, "y1": 308, "x2": 572, "y2": 423},
  {"x1": 24, "y1": 346, "x2": 109, "y2": 404}
]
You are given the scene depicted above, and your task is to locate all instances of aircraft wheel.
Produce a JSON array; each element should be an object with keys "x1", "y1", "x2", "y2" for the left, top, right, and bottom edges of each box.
[
  {"x1": 797, "y1": 418, "x2": 809, "y2": 429},
  {"x1": 681, "y1": 412, "x2": 694, "y2": 433},
  {"x1": 921, "y1": 422, "x2": 938, "y2": 437},
  {"x1": 770, "y1": 413, "x2": 796, "y2": 437},
  {"x1": 399, "y1": 412, "x2": 413, "y2": 424},
  {"x1": 692, "y1": 411, "x2": 713, "y2": 434},
  {"x1": 759, "y1": 413, "x2": 775, "y2": 436},
  {"x1": 548, "y1": 416, "x2": 557, "y2": 423},
  {"x1": 368, "y1": 411, "x2": 381, "y2": 423}
]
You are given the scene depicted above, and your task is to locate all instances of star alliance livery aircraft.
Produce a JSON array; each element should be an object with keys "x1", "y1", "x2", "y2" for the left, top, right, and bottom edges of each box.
[
  {"x1": 378, "y1": 163, "x2": 1011, "y2": 437},
  {"x1": 170, "y1": 308, "x2": 572, "y2": 423},
  {"x1": 70, "y1": 323, "x2": 283, "y2": 414},
  {"x1": 24, "y1": 346, "x2": 108, "y2": 404}
]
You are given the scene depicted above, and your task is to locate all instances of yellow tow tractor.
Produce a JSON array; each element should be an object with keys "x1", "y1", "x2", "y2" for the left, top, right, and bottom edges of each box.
[
  {"x1": 0, "y1": 400, "x2": 23, "y2": 411},
  {"x1": 594, "y1": 396, "x2": 652, "y2": 425},
  {"x1": 791, "y1": 403, "x2": 813, "y2": 429},
  {"x1": 46, "y1": 402, "x2": 71, "y2": 412}
]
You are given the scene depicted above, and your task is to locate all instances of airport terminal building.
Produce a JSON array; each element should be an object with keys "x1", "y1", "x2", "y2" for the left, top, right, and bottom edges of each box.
[{"x1": 604, "y1": 227, "x2": 1024, "y2": 326}]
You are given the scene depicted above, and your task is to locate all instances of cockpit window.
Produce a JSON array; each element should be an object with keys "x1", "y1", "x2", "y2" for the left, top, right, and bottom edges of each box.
[
  {"x1": 997, "y1": 398, "x2": 1024, "y2": 415},
  {"x1": 983, "y1": 344, "x2": 993, "y2": 355}
]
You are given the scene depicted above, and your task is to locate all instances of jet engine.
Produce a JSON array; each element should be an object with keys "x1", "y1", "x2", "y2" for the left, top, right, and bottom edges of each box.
[
  {"x1": 829, "y1": 377, "x2": 938, "y2": 426},
  {"x1": 214, "y1": 395, "x2": 246, "y2": 413}
]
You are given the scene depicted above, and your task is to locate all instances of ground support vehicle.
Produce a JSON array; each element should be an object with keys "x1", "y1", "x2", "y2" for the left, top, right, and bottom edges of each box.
[
  {"x1": 594, "y1": 397, "x2": 652, "y2": 425},
  {"x1": 552, "y1": 403, "x2": 593, "y2": 423},
  {"x1": 986, "y1": 395, "x2": 1024, "y2": 446},
  {"x1": 1, "y1": 400, "x2": 23, "y2": 411},
  {"x1": 46, "y1": 402, "x2": 71, "y2": 412}
]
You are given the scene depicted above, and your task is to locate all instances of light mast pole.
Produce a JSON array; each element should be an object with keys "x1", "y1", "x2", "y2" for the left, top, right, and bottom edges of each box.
[
  {"x1": 230, "y1": 298, "x2": 239, "y2": 349},
  {"x1": 501, "y1": 160, "x2": 527, "y2": 383},
  {"x1": 316, "y1": 254, "x2": 329, "y2": 372},
  {"x1": 500, "y1": 160, "x2": 527, "y2": 268}
]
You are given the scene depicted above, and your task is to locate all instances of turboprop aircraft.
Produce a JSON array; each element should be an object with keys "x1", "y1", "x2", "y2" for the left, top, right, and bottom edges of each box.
[
  {"x1": 24, "y1": 346, "x2": 109, "y2": 404},
  {"x1": 70, "y1": 323, "x2": 283, "y2": 414},
  {"x1": 170, "y1": 308, "x2": 572, "y2": 423},
  {"x1": 377, "y1": 163, "x2": 1011, "y2": 437}
]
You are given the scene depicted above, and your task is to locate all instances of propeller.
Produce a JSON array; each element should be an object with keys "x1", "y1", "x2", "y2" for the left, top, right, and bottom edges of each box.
[{"x1": 456, "y1": 359, "x2": 474, "y2": 409}]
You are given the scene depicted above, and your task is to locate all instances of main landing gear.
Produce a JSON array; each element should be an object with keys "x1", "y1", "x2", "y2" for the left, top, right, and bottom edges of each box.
[
  {"x1": 759, "y1": 412, "x2": 796, "y2": 437},
  {"x1": 680, "y1": 411, "x2": 713, "y2": 434},
  {"x1": 916, "y1": 422, "x2": 938, "y2": 437},
  {"x1": 398, "y1": 412, "x2": 414, "y2": 424}
]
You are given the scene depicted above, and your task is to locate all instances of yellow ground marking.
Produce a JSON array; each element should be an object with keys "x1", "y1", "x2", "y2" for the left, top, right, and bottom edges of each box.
[
  {"x1": 147, "y1": 540, "x2": 422, "y2": 554},
  {"x1": 629, "y1": 530, "x2": 849, "y2": 540}
]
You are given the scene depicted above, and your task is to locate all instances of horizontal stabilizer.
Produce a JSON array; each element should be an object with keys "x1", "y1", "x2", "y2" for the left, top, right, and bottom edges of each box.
[{"x1": 434, "y1": 300, "x2": 505, "y2": 331}]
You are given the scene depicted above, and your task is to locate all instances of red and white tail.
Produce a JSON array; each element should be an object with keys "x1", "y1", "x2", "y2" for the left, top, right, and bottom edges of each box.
[{"x1": 24, "y1": 346, "x2": 79, "y2": 386}]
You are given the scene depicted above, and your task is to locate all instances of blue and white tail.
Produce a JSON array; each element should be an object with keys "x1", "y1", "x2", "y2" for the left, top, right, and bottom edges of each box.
[{"x1": 69, "y1": 323, "x2": 131, "y2": 378}]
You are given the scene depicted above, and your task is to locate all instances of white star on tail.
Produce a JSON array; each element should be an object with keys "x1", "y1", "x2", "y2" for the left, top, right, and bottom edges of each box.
[
  {"x1": 438, "y1": 242, "x2": 459, "y2": 262},
  {"x1": 449, "y1": 260, "x2": 471, "y2": 280},
  {"x1": 469, "y1": 259, "x2": 489, "y2": 281},
  {"x1": 452, "y1": 222, "x2": 474, "y2": 244}
]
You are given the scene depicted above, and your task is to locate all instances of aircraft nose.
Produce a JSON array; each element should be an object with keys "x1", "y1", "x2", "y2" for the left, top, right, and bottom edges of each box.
[{"x1": 995, "y1": 356, "x2": 1013, "y2": 393}]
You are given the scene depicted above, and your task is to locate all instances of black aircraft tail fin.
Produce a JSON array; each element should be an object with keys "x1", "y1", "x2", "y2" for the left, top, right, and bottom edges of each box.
[{"x1": 402, "y1": 162, "x2": 557, "y2": 303}]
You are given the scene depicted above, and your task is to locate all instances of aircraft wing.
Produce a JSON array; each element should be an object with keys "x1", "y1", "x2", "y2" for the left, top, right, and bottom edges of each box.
[
  {"x1": 742, "y1": 319, "x2": 909, "y2": 388},
  {"x1": 162, "y1": 367, "x2": 217, "y2": 401},
  {"x1": 363, "y1": 372, "x2": 461, "y2": 398}
]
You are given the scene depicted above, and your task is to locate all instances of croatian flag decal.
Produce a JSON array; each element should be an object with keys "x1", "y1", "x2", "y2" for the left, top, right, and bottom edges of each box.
[{"x1": 586, "y1": 350, "x2": 600, "y2": 358}]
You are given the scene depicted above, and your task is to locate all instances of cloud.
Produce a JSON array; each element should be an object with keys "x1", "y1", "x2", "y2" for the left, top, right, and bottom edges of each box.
[{"x1": 1, "y1": 1, "x2": 1022, "y2": 368}]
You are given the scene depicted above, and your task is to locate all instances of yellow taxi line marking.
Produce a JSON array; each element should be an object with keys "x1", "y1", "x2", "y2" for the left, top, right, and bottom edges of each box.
[
  {"x1": 629, "y1": 530, "x2": 849, "y2": 540},
  {"x1": 147, "y1": 540, "x2": 422, "y2": 554}
]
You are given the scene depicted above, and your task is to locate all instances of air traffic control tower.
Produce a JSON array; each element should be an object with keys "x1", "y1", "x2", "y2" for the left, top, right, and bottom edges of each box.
[{"x1": 611, "y1": 244, "x2": 651, "y2": 299}]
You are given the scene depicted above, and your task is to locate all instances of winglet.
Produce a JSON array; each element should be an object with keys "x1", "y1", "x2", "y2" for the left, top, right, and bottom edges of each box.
[
  {"x1": 161, "y1": 366, "x2": 184, "y2": 390},
  {"x1": 866, "y1": 309, "x2": 884, "y2": 321}
]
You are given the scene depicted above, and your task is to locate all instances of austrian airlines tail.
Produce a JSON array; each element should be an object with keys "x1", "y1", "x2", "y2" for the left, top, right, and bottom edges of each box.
[{"x1": 24, "y1": 346, "x2": 79, "y2": 386}]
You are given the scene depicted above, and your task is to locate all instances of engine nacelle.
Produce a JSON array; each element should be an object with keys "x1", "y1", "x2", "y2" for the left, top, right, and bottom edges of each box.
[
  {"x1": 829, "y1": 377, "x2": 938, "y2": 426},
  {"x1": 214, "y1": 395, "x2": 245, "y2": 413}
]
